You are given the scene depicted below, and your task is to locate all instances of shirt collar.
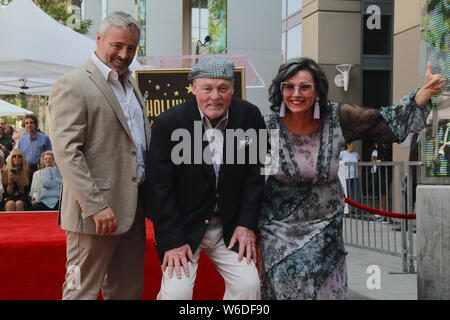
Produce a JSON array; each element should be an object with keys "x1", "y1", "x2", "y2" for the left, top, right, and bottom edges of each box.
[
  {"x1": 91, "y1": 51, "x2": 131, "y2": 83},
  {"x1": 27, "y1": 131, "x2": 38, "y2": 140},
  {"x1": 197, "y1": 107, "x2": 229, "y2": 130}
]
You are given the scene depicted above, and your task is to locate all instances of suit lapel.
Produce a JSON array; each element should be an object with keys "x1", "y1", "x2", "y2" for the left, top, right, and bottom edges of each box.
[
  {"x1": 85, "y1": 60, "x2": 133, "y2": 141},
  {"x1": 202, "y1": 129, "x2": 216, "y2": 184},
  {"x1": 217, "y1": 102, "x2": 238, "y2": 187},
  {"x1": 186, "y1": 99, "x2": 216, "y2": 185},
  {"x1": 130, "y1": 76, "x2": 151, "y2": 149}
]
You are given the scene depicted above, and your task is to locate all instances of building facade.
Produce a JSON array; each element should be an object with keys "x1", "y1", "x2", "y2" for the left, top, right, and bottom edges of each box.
[
  {"x1": 77, "y1": 0, "x2": 402, "y2": 117},
  {"x1": 77, "y1": 0, "x2": 429, "y2": 208},
  {"x1": 79, "y1": 0, "x2": 282, "y2": 113},
  {"x1": 286, "y1": 0, "x2": 428, "y2": 211}
]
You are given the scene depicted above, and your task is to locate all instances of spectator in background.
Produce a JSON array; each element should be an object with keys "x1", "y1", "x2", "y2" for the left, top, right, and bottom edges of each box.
[
  {"x1": 0, "y1": 118, "x2": 14, "y2": 156},
  {"x1": 5, "y1": 125, "x2": 14, "y2": 136},
  {"x1": 370, "y1": 142, "x2": 380, "y2": 172},
  {"x1": 370, "y1": 141, "x2": 392, "y2": 212},
  {"x1": 1, "y1": 149, "x2": 30, "y2": 211},
  {"x1": 0, "y1": 118, "x2": 8, "y2": 135},
  {"x1": 12, "y1": 127, "x2": 24, "y2": 149},
  {"x1": 370, "y1": 142, "x2": 382, "y2": 221},
  {"x1": 340, "y1": 142, "x2": 362, "y2": 208},
  {"x1": 4, "y1": 125, "x2": 16, "y2": 150},
  {"x1": 409, "y1": 132, "x2": 420, "y2": 206},
  {"x1": 29, "y1": 151, "x2": 62, "y2": 211},
  {"x1": 17, "y1": 115, "x2": 52, "y2": 178},
  {"x1": 0, "y1": 150, "x2": 4, "y2": 201},
  {"x1": 30, "y1": 151, "x2": 52, "y2": 205},
  {"x1": 0, "y1": 129, "x2": 13, "y2": 159}
]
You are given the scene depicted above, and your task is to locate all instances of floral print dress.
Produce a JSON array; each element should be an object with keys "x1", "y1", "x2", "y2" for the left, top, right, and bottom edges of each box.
[{"x1": 257, "y1": 89, "x2": 432, "y2": 300}]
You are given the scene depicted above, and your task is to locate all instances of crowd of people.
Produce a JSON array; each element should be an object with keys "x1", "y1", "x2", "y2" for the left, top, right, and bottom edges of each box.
[
  {"x1": 8, "y1": 11, "x2": 444, "y2": 300},
  {"x1": 0, "y1": 115, "x2": 61, "y2": 212}
]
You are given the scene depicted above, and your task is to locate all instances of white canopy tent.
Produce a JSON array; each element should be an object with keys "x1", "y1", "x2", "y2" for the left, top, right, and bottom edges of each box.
[
  {"x1": 0, "y1": 0, "x2": 95, "y2": 95},
  {"x1": 0, "y1": 0, "x2": 141, "y2": 95},
  {"x1": 0, "y1": 99, "x2": 33, "y2": 116}
]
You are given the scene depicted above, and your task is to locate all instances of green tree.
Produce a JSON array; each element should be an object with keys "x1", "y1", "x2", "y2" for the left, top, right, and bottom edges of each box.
[
  {"x1": 33, "y1": 0, "x2": 91, "y2": 35},
  {"x1": 0, "y1": 1, "x2": 91, "y2": 122},
  {"x1": 1, "y1": 0, "x2": 91, "y2": 34},
  {"x1": 208, "y1": 0, "x2": 227, "y2": 54}
]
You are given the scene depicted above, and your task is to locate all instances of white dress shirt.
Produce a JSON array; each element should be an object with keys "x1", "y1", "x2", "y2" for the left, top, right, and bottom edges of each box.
[
  {"x1": 198, "y1": 108, "x2": 229, "y2": 183},
  {"x1": 339, "y1": 150, "x2": 360, "y2": 179},
  {"x1": 91, "y1": 52, "x2": 147, "y2": 183},
  {"x1": 198, "y1": 108, "x2": 229, "y2": 217}
]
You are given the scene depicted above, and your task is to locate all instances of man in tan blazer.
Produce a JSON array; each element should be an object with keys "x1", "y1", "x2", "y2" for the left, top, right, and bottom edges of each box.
[{"x1": 48, "y1": 12, "x2": 151, "y2": 300}]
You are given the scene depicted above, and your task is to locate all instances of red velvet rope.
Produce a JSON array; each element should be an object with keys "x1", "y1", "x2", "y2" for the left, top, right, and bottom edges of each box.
[{"x1": 344, "y1": 198, "x2": 416, "y2": 220}]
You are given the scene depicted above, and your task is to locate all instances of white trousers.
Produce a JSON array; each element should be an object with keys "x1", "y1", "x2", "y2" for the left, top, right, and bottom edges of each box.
[{"x1": 157, "y1": 223, "x2": 261, "y2": 300}]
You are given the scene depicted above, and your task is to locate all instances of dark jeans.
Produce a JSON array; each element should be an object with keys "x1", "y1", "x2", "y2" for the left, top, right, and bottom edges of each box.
[
  {"x1": 372, "y1": 167, "x2": 392, "y2": 196},
  {"x1": 28, "y1": 164, "x2": 39, "y2": 184},
  {"x1": 30, "y1": 201, "x2": 59, "y2": 211},
  {"x1": 346, "y1": 178, "x2": 361, "y2": 204}
]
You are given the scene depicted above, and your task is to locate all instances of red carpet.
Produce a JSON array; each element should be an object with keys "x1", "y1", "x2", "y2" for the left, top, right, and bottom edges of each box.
[{"x1": 0, "y1": 211, "x2": 224, "y2": 300}]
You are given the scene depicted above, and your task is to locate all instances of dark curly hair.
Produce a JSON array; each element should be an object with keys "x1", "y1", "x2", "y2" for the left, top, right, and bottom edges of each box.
[{"x1": 268, "y1": 57, "x2": 329, "y2": 117}]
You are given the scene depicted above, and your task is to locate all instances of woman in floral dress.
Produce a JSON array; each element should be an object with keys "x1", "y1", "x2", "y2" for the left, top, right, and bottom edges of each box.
[{"x1": 258, "y1": 58, "x2": 444, "y2": 300}]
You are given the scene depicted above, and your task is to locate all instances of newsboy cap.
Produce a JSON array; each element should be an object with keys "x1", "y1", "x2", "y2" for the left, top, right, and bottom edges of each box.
[{"x1": 188, "y1": 55, "x2": 235, "y2": 81}]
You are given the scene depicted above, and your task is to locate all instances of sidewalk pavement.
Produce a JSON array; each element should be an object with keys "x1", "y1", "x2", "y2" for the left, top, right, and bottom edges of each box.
[{"x1": 345, "y1": 245, "x2": 417, "y2": 300}]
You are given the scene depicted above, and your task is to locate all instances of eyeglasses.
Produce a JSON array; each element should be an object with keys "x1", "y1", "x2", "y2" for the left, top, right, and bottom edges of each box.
[
  {"x1": 280, "y1": 82, "x2": 314, "y2": 95},
  {"x1": 12, "y1": 155, "x2": 23, "y2": 159}
]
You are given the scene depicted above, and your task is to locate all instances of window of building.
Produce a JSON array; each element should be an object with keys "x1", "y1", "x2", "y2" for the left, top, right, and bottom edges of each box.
[
  {"x1": 135, "y1": 0, "x2": 146, "y2": 56},
  {"x1": 287, "y1": 0, "x2": 302, "y2": 17},
  {"x1": 80, "y1": 0, "x2": 85, "y2": 20},
  {"x1": 282, "y1": 0, "x2": 302, "y2": 18},
  {"x1": 190, "y1": 0, "x2": 227, "y2": 55},
  {"x1": 361, "y1": 0, "x2": 393, "y2": 162},
  {"x1": 363, "y1": 14, "x2": 391, "y2": 55},
  {"x1": 361, "y1": 70, "x2": 393, "y2": 169},
  {"x1": 362, "y1": 70, "x2": 391, "y2": 108},
  {"x1": 285, "y1": 24, "x2": 301, "y2": 60},
  {"x1": 281, "y1": 0, "x2": 302, "y2": 62},
  {"x1": 191, "y1": 0, "x2": 209, "y2": 54},
  {"x1": 101, "y1": 0, "x2": 108, "y2": 20},
  {"x1": 424, "y1": 0, "x2": 450, "y2": 88},
  {"x1": 0, "y1": 0, "x2": 12, "y2": 8}
]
